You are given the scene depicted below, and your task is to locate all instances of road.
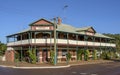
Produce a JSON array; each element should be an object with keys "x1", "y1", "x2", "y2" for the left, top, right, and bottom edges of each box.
[{"x1": 0, "y1": 62, "x2": 120, "y2": 75}]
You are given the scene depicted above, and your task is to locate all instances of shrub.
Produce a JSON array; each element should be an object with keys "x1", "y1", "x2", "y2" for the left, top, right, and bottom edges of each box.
[
  {"x1": 101, "y1": 51, "x2": 111, "y2": 60},
  {"x1": 50, "y1": 50, "x2": 55, "y2": 64},
  {"x1": 77, "y1": 49, "x2": 84, "y2": 60},
  {"x1": 66, "y1": 52, "x2": 71, "y2": 61},
  {"x1": 15, "y1": 51, "x2": 19, "y2": 59},
  {"x1": 15, "y1": 51, "x2": 20, "y2": 62},
  {"x1": 84, "y1": 49, "x2": 89, "y2": 61},
  {"x1": 27, "y1": 49, "x2": 36, "y2": 64},
  {"x1": 93, "y1": 50, "x2": 97, "y2": 60}
]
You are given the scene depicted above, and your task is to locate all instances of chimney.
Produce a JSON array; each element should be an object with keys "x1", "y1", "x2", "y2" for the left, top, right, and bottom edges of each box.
[{"x1": 57, "y1": 17, "x2": 62, "y2": 25}]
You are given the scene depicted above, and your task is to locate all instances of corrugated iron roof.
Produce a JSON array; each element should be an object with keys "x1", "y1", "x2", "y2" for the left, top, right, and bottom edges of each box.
[
  {"x1": 56, "y1": 23, "x2": 113, "y2": 39},
  {"x1": 7, "y1": 19, "x2": 114, "y2": 39}
]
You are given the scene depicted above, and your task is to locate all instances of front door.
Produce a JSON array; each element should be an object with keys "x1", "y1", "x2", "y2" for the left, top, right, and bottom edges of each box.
[{"x1": 42, "y1": 50, "x2": 48, "y2": 62}]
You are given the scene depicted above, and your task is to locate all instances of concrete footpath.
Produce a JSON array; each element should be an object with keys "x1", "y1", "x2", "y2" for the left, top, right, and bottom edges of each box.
[{"x1": 0, "y1": 60, "x2": 114, "y2": 69}]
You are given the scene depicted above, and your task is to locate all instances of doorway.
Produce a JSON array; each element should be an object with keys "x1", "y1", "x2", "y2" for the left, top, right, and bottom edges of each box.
[{"x1": 42, "y1": 49, "x2": 48, "y2": 62}]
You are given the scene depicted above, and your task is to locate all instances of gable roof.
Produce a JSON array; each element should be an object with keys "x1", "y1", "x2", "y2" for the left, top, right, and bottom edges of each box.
[
  {"x1": 76, "y1": 26, "x2": 96, "y2": 33},
  {"x1": 29, "y1": 18, "x2": 54, "y2": 26}
]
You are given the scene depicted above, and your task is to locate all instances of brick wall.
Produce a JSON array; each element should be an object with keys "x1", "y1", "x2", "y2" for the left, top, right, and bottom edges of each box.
[{"x1": 5, "y1": 50, "x2": 14, "y2": 62}]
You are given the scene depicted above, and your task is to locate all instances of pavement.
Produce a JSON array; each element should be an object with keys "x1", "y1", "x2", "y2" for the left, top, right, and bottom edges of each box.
[{"x1": 0, "y1": 59, "x2": 114, "y2": 69}]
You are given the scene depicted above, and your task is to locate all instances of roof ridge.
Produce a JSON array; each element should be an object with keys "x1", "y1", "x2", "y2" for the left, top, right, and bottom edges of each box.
[{"x1": 77, "y1": 26, "x2": 92, "y2": 29}]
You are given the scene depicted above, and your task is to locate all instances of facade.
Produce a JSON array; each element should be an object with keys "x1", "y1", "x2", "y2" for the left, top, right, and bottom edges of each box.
[{"x1": 6, "y1": 18, "x2": 116, "y2": 63}]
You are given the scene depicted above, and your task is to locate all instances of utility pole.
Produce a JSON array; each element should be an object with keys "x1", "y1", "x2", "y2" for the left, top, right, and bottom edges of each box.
[{"x1": 53, "y1": 18, "x2": 57, "y2": 65}]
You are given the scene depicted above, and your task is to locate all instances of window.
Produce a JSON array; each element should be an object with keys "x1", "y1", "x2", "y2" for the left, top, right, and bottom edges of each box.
[
  {"x1": 63, "y1": 34, "x2": 67, "y2": 39},
  {"x1": 73, "y1": 50, "x2": 76, "y2": 56},
  {"x1": 62, "y1": 50, "x2": 67, "y2": 56}
]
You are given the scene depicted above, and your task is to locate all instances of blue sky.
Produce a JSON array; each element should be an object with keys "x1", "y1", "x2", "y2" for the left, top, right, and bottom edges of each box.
[{"x1": 0, "y1": 0, "x2": 120, "y2": 43}]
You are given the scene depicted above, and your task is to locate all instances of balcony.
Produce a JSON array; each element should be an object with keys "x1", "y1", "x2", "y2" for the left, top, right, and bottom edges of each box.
[
  {"x1": 7, "y1": 38, "x2": 116, "y2": 47},
  {"x1": 7, "y1": 40, "x2": 29, "y2": 46}
]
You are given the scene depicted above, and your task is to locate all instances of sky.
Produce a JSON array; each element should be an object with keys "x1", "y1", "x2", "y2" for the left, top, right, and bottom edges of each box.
[{"x1": 0, "y1": 0, "x2": 120, "y2": 43}]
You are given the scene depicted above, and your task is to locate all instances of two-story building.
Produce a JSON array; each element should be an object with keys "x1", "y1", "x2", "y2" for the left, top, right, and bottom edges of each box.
[{"x1": 5, "y1": 18, "x2": 116, "y2": 63}]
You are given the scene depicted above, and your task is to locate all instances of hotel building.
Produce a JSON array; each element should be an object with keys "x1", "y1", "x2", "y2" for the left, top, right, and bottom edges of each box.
[{"x1": 6, "y1": 18, "x2": 116, "y2": 63}]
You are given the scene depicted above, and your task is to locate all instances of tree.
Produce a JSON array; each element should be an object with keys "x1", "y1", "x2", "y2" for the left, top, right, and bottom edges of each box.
[
  {"x1": 103, "y1": 33, "x2": 120, "y2": 52},
  {"x1": 0, "y1": 42, "x2": 7, "y2": 56}
]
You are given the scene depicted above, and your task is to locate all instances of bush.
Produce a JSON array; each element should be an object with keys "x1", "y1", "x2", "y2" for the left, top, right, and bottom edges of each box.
[
  {"x1": 27, "y1": 49, "x2": 36, "y2": 64},
  {"x1": 77, "y1": 49, "x2": 84, "y2": 60},
  {"x1": 84, "y1": 50, "x2": 89, "y2": 61},
  {"x1": 93, "y1": 50, "x2": 97, "y2": 60},
  {"x1": 106, "y1": 52, "x2": 111, "y2": 60},
  {"x1": 101, "y1": 51, "x2": 111, "y2": 60},
  {"x1": 66, "y1": 52, "x2": 71, "y2": 61},
  {"x1": 15, "y1": 51, "x2": 20, "y2": 60},
  {"x1": 109, "y1": 51, "x2": 119, "y2": 59},
  {"x1": 77, "y1": 49, "x2": 90, "y2": 61},
  {"x1": 115, "y1": 52, "x2": 119, "y2": 58},
  {"x1": 50, "y1": 50, "x2": 55, "y2": 64}
]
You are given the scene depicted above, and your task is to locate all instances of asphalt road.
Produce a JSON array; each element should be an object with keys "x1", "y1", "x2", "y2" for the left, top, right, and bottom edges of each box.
[{"x1": 0, "y1": 62, "x2": 120, "y2": 75}]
